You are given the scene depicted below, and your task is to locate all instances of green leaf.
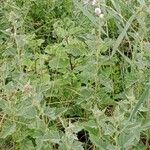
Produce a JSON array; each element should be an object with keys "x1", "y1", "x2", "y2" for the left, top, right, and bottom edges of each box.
[
  {"x1": 44, "y1": 107, "x2": 67, "y2": 120},
  {"x1": 0, "y1": 98, "x2": 14, "y2": 115},
  {"x1": 37, "y1": 39, "x2": 44, "y2": 46},
  {"x1": 15, "y1": 34, "x2": 26, "y2": 49},
  {"x1": 118, "y1": 131, "x2": 140, "y2": 148},
  {"x1": 129, "y1": 84, "x2": 150, "y2": 120},
  {"x1": 42, "y1": 129, "x2": 61, "y2": 143},
  {"x1": 35, "y1": 128, "x2": 61, "y2": 150},
  {"x1": 71, "y1": 141, "x2": 84, "y2": 150},
  {"x1": 89, "y1": 133, "x2": 106, "y2": 149},
  {"x1": 0, "y1": 98, "x2": 7, "y2": 109},
  {"x1": 49, "y1": 57, "x2": 69, "y2": 69},
  {"x1": 27, "y1": 117, "x2": 46, "y2": 131},
  {"x1": 73, "y1": 0, "x2": 97, "y2": 26},
  {"x1": 17, "y1": 105, "x2": 37, "y2": 119},
  {"x1": 0, "y1": 120, "x2": 16, "y2": 138},
  {"x1": 20, "y1": 139, "x2": 35, "y2": 150},
  {"x1": 111, "y1": 14, "x2": 136, "y2": 57}
]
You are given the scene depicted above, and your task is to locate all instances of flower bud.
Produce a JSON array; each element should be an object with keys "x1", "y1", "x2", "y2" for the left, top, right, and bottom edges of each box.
[
  {"x1": 95, "y1": 7, "x2": 102, "y2": 16},
  {"x1": 99, "y1": 13, "x2": 104, "y2": 18},
  {"x1": 91, "y1": 0, "x2": 97, "y2": 5}
]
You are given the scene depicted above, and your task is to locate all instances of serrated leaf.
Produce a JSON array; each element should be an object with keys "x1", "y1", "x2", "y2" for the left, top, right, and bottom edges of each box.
[
  {"x1": 44, "y1": 107, "x2": 67, "y2": 120},
  {"x1": 20, "y1": 139, "x2": 35, "y2": 150},
  {"x1": 17, "y1": 105, "x2": 37, "y2": 119},
  {"x1": 0, "y1": 121, "x2": 16, "y2": 138},
  {"x1": 49, "y1": 57, "x2": 69, "y2": 69},
  {"x1": 43, "y1": 129, "x2": 61, "y2": 143}
]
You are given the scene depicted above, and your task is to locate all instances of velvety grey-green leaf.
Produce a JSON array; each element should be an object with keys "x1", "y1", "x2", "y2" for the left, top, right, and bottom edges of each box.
[
  {"x1": 0, "y1": 121, "x2": 16, "y2": 138},
  {"x1": 17, "y1": 106, "x2": 37, "y2": 119}
]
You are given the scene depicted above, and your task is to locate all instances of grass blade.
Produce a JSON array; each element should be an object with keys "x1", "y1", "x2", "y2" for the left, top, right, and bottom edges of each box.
[
  {"x1": 129, "y1": 84, "x2": 150, "y2": 121},
  {"x1": 110, "y1": 14, "x2": 136, "y2": 57}
]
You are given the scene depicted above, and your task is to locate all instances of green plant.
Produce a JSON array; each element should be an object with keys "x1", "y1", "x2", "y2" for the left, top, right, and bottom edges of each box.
[{"x1": 0, "y1": 0, "x2": 150, "y2": 149}]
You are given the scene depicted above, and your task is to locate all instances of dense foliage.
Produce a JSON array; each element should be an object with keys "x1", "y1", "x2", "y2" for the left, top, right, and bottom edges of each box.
[{"x1": 0, "y1": 0, "x2": 150, "y2": 149}]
